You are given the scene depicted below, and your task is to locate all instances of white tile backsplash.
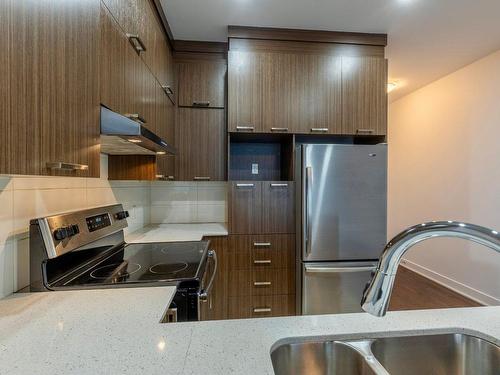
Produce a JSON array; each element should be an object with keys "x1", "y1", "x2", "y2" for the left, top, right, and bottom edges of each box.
[{"x1": 0, "y1": 157, "x2": 228, "y2": 298}]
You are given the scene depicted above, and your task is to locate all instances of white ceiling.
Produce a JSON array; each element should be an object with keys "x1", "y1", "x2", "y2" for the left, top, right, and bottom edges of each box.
[{"x1": 161, "y1": 0, "x2": 500, "y2": 101}]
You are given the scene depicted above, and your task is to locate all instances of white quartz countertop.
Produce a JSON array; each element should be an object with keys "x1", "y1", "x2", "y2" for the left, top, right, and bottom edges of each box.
[
  {"x1": 126, "y1": 223, "x2": 228, "y2": 243},
  {"x1": 0, "y1": 286, "x2": 499, "y2": 375}
]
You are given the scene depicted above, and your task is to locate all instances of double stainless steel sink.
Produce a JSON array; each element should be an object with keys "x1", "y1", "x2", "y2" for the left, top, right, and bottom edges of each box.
[{"x1": 271, "y1": 333, "x2": 500, "y2": 375}]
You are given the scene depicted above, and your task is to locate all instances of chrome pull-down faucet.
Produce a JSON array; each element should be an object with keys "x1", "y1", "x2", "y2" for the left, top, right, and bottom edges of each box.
[{"x1": 361, "y1": 221, "x2": 500, "y2": 317}]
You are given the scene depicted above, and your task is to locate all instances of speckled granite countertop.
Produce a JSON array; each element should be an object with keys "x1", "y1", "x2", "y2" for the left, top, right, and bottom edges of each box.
[
  {"x1": 0, "y1": 287, "x2": 498, "y2": 374},
  {"x1": 126, "y1": 223, "x2": 228, "y2": 243}
]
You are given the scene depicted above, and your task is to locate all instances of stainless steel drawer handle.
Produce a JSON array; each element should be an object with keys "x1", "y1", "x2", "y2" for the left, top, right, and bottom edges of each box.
[
  {"x1": 126, "y1": 33, "x2": 146, "y2": 53},
  {"x1": 161, "y1": 85, "x2": 174, "y2": 95},
  {"x1": 254, "y1": 260, "x2": 272, "y2": 264},
  {"x1": 270, "y1": 127, "x2": 288, "y2": 132},
  {"x1": 253, "y1": 307, "x2": 271, "y2": 313},
  {"x1": 193, "y1": 101, "x2": 210, "y2": 107},
  {"x1": 356, "y1": 129, "x2": 375, "y2": 134},
  {"x1": 254, "y1": 281, "x2": 271, "y2": 286},
  {"x1": 199, "y1": 250, "x2": 217, "y2": 302},
  {"x1": 194, "y1": 177, "x2": 211, "y2": 181},
  {"x1": 46, "y1": 162, "x2": 88, "y2": 171},
  {"x1": 310, "y1": 128, "x2": 328, "y2": 133},
  {"x1": 236, "y1": 126, "x2": 254, "y2": 131},
  {"x1": 253, "y1": 242, "x2": 271, "y2": 247},
  {"x1": 304, "y1": 265, "x2": 377, "y2": 274},
  {"x1": 236, "y1": 183, "x2": 255, "y2": 188},
  {"x1": 124, "y1": 113, "x2": 146, "y2": 124},
  {"x1": 270, "y1": 183, "x2": 288, "y2": 188}
]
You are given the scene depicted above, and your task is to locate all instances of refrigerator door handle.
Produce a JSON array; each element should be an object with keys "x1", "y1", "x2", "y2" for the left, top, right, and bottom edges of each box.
[
  {"x1": 304, "y1": 265, "x2": 377, "y2": 273},
  {"x1": 305, "y1": 166, "x2": 313, "y2": 257}
]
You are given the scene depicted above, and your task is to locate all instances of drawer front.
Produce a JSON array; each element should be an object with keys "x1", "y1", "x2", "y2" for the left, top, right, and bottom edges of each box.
[
  {"x1": 228, "y1": 295, "x2": 296, "y2": 319},
  {"x1": 228, "y1": 235, "x2": 295, "y2": 270},
  {"x1": 228, "y1": 268, "x2": 294, "y2": 297}
]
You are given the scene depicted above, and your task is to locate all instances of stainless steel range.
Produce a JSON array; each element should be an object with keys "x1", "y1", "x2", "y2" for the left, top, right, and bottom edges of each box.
[{"x1": 29, "y1": 204, "x2": 217, "y2": 321}]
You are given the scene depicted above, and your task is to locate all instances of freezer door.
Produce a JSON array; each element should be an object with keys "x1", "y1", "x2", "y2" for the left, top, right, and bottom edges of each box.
[
  {"x1": 302, "y1": 262, "x2": 376, "y2": 315},
  {"x1": 301, "y1": 144, "x2": 387, "y2": 261}
]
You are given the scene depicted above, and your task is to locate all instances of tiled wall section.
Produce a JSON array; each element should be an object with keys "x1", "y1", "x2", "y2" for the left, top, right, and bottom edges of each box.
[
  {"x1": 0, "y1": 155, "x2": 151, "y2": 298},
  {"x1": 150, "y1": 181, "x2": 227, "y2": 224}
]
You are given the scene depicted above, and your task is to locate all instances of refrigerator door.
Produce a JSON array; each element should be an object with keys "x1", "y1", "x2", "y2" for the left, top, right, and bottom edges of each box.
[
  {"x1": 301, "y1": 144, "x2": 387, "y2": 262},
  {"x1": 302, "y1": 262, "x2": 377, "y2": 315}
]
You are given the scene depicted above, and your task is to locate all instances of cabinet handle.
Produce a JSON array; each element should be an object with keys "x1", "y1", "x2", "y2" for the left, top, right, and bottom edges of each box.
[
  {"x1": 254, "y1": 260, "x2": 272, "y2": 264},
  {"x1": 270, "y1": 127, "x2": 288, "y2": 132},
  {"x1": 270, "y1": 183, "x2": 288, "y2": 188},
  {"x1": 236, "y1": 126, "x2": 254, "y2": 131},
  {"x1": 193, "y1": 101, "x2": 210, "y2": 107},
  {"x1": 254, "y1": 281, "x2": 271, "y2": 286},
  {"x1": 253, "y1": 242, "x2": 271, "y2": 247},
  {"x1": 126, "y1": 33, "x2": 146, "y2": 53},
  {"x1": 156, "y1": 175, "x2": 175, "y2": 181},
  {"x1": 194, "y1": 177, "x2": 211, "y2": 181},
  {"x1": 356, "y1": 129, "x2": 375, "y2": 134},
  {"x1": 310, "y1": 128, "x2": 328, "y2": 133},
  {"x1": 161, "y1": 85, "x2": 174, "y2": 95},
  {"x1": 253, "y1": 307, "x2": 271, "y2": 313},
  {"x1": 124, "y1": 113, "x2": 146, "y2": 124},
  {"x1": 236, "y1": 183, "x2": 255, "y2": 188},
  {"x1": 46, "y1": 162, "x2": 88, "y2": 171}
]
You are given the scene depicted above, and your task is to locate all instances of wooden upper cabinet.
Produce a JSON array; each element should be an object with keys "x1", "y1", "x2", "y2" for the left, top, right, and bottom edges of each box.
[
  {"x1": 262, "y1": 53, "x2": 341, "y2": 134},
  {"x1": 0, "y1": 0, "x2": 10, "y2": 174},
  {"x1": 176, "y1": 108, "x2": 226, "y2": 181},
  {"x1": 261, "y1": 182, "x2": 295, "y2": 234},
  {"x1": 155, "y1": 83, "x2": 175, "y2": 179},
  {"x1": 5, "y1": 0, "x2": 100, "y2": 177},
  {"x1": 229, "y1": 182, "x2": 262, "y2": 234},
  {"x1": 228, "y1": 51, "x2": 264, "y2": 133},
  {"x1": 177, "y1": 60, "x2": 227, "y2": 108},
  {"x1": 342, "y1": 57, "x2": 388, "y2": 136}
]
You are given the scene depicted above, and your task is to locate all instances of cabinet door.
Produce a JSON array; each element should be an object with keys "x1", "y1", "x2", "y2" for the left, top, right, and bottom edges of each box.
[
  {"x1": 0, "y1": 0, "x2": 10, "y2": 174},
  {"x1": 155, "y1": 83, "x2": 175, "y2": 179},
  {"x1": 229, "y1": 182, "x2": 262, "y2": 234},
  {"x1": 8, "y1": 0, "x2": 100, "y2": 177},
  {"x1": 342, "y1": 57, "x2": 388, "y2": 136},
  {"x1": 262, "y1": 182, "x2": 295, "y2": 233},
  {"x1": 176, "y1": 108, "x2": 226, "y2": 181},
  {"x1": 228, "y1": 51, "x2": 263, "y2": 133},
  {"x1": 177, "y1": 60, "x2": 226, "y2": 108}
]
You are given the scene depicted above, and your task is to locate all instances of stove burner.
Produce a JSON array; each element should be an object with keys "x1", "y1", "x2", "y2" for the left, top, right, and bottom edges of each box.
[
  {"x1": 90, "y1": 262, "x2": 141, "y2": 280},
  {"x1": 149, "y1": 262, "x2": 188, "y2": 275}
]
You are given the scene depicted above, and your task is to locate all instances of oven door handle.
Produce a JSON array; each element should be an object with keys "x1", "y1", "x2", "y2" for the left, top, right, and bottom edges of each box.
[{"x1": 198, "y1": 250, "x2": 217, "y2": 302}]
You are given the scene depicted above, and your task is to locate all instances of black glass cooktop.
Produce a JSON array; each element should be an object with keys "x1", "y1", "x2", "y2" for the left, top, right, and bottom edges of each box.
[{"x1": 51, "y1": 241, "x2": 209, "y2": 288}]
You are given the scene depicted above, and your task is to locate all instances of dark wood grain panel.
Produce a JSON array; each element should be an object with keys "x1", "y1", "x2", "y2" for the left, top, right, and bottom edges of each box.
[
  {"x1": 227, "y1": 234, "x2": 295, "y2": 270},
  {"x1": 175, "y1": 108, "x2": 226, "y2": 181},
  {"x1": 389, "y1": 266, "x2": 482, "y2": 311},
  {"x1": 0, "y1": 0, "x2": 11, "y2": 174},
  {"x1": 262, "y1": 182, "x2": 295, "y2": 233},
  {"x1": 228, "y1": 268, "x2": 295, "y2": 297},
  {"x1": 342, "y1": 57, "x2": 388, "y2": 136},
  {"x1": 228, "y1": 51, "x2": 264, "y2": 132},
  {"x1": 177, "y1": 59, "x2": 227, "y2": 108},
  {"x1": 174, "y1": 40, "x2": 228, "y2": 54},
  {"x1": 229, "y1": 182, "x2": 262, "y2": 234},
  {"x1": 228, "y1": 294, "x2": 296, "y2": 319},
  {"x1": 7, "y1": 0, "x2": 100, "y2": 177},
  {"x1": 229, "y1": 38, "x2": 385, "y2": 57},
  {"x1": 155, "y1": 82, "x2": 175, "y2": 179},
  {"x1": 108, "y1": 155, "x2": 156, "y2": 180},
  {"x1": 228, "y1": 26, "x2": 387, "y2": 46}
]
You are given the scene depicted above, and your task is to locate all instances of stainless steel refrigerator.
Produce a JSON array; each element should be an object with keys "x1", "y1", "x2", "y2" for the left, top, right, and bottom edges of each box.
[{"x1": 296, "y1": 144, "x2": 387, "y2": 315}]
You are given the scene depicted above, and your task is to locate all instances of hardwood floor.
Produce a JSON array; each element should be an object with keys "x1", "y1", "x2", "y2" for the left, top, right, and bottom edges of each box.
[{"x1": 389, "y1": 266, "x2": 482, "y2": 311}]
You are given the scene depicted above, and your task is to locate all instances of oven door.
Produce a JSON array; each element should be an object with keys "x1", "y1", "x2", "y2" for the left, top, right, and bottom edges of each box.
[{"x1": 198, "y1": 249, "x2": 218, "y2": 320}]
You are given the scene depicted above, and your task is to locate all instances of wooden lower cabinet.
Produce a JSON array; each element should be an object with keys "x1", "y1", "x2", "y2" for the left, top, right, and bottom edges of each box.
[{"x1": 228, "y1": 295, "x2": 295, "y2": 319}]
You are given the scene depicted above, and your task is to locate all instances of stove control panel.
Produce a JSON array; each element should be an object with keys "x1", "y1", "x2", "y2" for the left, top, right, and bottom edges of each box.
[
  {"x1": 53, "y1": 224, "x2": 80, "y2": 241},
  {"x1": 86, "y1": 213, "x2": 112, "y2": 232}
]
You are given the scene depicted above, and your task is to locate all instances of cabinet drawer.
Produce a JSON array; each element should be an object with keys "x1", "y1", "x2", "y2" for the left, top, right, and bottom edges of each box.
[
  {"x1": 228, "y1": 268, "x2": 294, "y2": 297},
  {"x1": 228, "y1": 235, "x2": 295, "y2": 270},
  {"x1": 228, "y1": 295, "x2": 295, "y2": 319}
]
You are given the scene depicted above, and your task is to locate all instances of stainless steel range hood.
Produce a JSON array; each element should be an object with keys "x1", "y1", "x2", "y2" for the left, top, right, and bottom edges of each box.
[{"x1": 100, "y1": 106, "x2": 176, "y2": 155}]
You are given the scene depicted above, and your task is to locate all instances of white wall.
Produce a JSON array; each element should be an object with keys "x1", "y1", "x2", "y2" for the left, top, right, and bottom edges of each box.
[{"x1": 388, "y1": 50, "x2": 500, "y2": 304}]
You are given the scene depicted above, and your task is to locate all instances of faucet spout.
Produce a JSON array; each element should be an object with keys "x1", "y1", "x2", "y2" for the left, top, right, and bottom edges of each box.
[{"x1": 361, "y1": 221, "x2": 500, "y2": 317}]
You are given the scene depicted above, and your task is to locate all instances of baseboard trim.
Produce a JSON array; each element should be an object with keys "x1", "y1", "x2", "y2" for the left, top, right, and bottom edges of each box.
[{"x1": 400, "y1": 259, "x2": 500, "y2": 306}]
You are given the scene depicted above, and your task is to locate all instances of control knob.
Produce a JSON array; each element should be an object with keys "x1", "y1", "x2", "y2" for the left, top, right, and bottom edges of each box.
[
  {"x1": 115, "y1": 211, "x2": 130, "y2": 220},
  {"x1": 53, "y1": 224, "x2": 80, "y2": 241}
]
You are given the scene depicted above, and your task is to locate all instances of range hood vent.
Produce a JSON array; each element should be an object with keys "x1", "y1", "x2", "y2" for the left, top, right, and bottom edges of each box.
[{"x1": 100, "y1": 106, "x2": 176, "y2": 155}]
